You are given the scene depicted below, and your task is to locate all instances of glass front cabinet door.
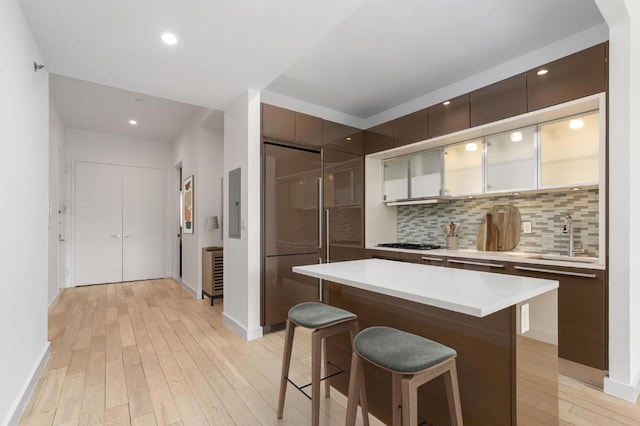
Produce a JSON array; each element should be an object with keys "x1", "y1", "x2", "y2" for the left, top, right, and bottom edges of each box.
[
  {"x1": 539, "y1": 111, "x2": 599, "y2": 188},
  {"x1": 485, "y1": 125, "x2": 537, "y2": 193},
  {"x1": 409, "y1": 149, "x2": 442, "y2": 198},
  {"x1": 443, "y1": 140, "x2": 483, "y2": 196},
  {"x1": 382, "y1": 156, "x2": 409, "y2": 202}
]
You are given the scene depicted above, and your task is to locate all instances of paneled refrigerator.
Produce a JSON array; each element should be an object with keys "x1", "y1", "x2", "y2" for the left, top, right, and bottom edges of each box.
[{"x1": 262, "y1": 143, "x2": 322, "y2": 327}]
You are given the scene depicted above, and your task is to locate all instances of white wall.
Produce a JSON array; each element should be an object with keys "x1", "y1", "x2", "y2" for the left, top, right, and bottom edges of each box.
[
  {"x1": 222, "y1": 89, "x2": 263, "y2": 340},
  {"x1": 0, "y1": 0, "x2": 50, "y2": 423},
  {"x1": 64, "y1": 128, "x2": 174, "y2": 287},
  {"x1": 594, "y1": 0, "x2": 640, "y2": 402},
  {"x1": 171, "y1": 109, "x2": 225, "y2": 296},
  {"x1": 48, "y1": 98, "x2": 64, "y2": 305}
]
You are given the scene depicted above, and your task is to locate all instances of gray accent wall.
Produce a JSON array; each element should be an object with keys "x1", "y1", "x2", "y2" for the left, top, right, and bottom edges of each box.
[{"x1": 397, "y1": 189, "x2": 599, "y2": 256}]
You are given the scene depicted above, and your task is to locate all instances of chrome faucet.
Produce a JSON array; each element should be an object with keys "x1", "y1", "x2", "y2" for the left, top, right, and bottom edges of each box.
[
  {"x1": 562, "y1": 214, "x2": 584, "y2": 257},
  {"x1": 562, "y1": 214, "x2": 574, "y2": 257}
]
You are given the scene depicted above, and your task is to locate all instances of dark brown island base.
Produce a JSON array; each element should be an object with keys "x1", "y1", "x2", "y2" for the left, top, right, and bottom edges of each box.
[{"x1": 294, "y1": 259, "x2": 560, "y2": 425}]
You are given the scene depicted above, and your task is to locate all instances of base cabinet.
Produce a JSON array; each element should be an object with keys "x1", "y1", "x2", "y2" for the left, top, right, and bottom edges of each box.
[{"x1": 510, "y1": 264, "x2": 606, "y2": 370}]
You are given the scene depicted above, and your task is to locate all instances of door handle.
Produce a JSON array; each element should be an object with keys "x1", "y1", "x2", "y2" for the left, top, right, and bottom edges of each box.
[
  {"x1": 325, "y1": 209, "x2": 330, "y2": 263},
  {"x1": 318, "y1": 257, "x2": 324, "y2": 302},
  {"x1": 110, "y1": 234, "x2": 122, "y2": 238},
  {"x1": 317, "y1": 177, "x2": 322, "y2": 249},
  {"x1": 124, "y1": 234, "x2": 135, "y2": 238}
]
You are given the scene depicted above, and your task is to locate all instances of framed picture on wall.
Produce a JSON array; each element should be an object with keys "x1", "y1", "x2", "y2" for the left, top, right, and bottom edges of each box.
[{"x1": 183, "y1": 175, "x2": 194, "y2": 234}]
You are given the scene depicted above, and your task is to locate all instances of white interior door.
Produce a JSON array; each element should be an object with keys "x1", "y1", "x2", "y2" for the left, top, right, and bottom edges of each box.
[
  {"x1": 123, "y1": 167, "x2": 164, "y2": 281},
  {"x1": 75, "y1": 162, "x2": 123, "y2": 285}
]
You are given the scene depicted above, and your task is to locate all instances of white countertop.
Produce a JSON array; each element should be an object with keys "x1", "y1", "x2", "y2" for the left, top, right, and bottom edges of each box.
[
  {"x1": 293, "y1": 258, "x2": 558, "y2": 318},
  {"x1": 368, "y1": 246, "x2": 605, "y2": 270}
]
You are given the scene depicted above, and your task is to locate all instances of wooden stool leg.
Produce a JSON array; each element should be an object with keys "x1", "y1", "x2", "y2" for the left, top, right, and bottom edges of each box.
[
  {"x1": 323, "y1": 337, "x2": 330, "y2": 397},
  {"x1": 444, "y1": 360, "x2": 464, "y2": 426},
  {"x1": 277, "y1": 320, "x2": 295, "y2": 419},
  {"x1": 401, "y1": 375, "x2": 419, "y2": 426},
  {"x1": 311, "y1": 330, "x2": 322, "y2": 426},
  {"x1": 391, "y1": 373, "x2": 402, "y2": 426},
  {"x1": 345, "y1": 351, "x2": 363, "y2": 426}
]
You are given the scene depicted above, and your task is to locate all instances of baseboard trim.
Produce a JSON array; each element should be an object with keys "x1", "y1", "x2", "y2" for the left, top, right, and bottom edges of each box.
[
  {"x1": 6, "y1": 342, "x2": 51, "y2": 426},
  {"x1": 48, "y1": 289, "x2": 62, "y2": 312},
  {"x1": 176, "y1": 278, "x2": 198, "y2": 298},
  {"x1": 604, "y1": 374, "x2": 640, "y2": 403},
  {"x1": 222, "y1": 312, "x2": 263, "y2": 341}
]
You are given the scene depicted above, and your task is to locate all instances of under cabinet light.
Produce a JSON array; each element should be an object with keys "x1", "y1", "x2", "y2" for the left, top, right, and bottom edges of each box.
[
  {"x1": 510, "y1": 132, "x2": 523, "y2": 142},
  {"x1": 465, "y1": 142, "x2": 478, "y2": 152}
]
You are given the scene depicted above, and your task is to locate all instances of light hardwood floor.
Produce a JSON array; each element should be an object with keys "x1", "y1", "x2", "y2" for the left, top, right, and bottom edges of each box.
[{"x1": 18, "y1": 279, "x2": 640, "y2": 425}]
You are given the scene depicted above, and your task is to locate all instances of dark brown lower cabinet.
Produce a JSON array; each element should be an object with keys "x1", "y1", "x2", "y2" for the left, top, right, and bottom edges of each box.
[
  {"x1": 510, "y1": 264, "x2": 606, "y2": 370},
  {"x1": 325, "y1": 281, "x2": 517, "y2": 425}
]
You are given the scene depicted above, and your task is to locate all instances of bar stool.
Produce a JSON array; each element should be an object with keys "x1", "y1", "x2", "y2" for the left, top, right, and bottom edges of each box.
[
  {"x1": 277, "y1": 302, "x2": 368, "y2": 426},
  {"x1": 345, "y1": 326, "x2": 463, "y2": 426}
]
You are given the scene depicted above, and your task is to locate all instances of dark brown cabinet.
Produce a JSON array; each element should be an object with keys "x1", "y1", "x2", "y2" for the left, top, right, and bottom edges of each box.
[
  {"x1": 323, "y1": 120, "x2": 365, "y2": 155},
  {"x1": 392, "y1": 108, "x2": 429, "y2": 147},
  {"x1": 364, "y1": 122, "x2": 394, "y2": 154},
  {"x1": 262, "y1": 104, "x2": 295, "y2": 142},
  {"x1": 470, "y1": 74, "x2": 527, "y2": 127},
  {"x1": 509, "y1": 264, "x2": 606, "y2": 370},
  {"x1": 527, "y1": 43, "x2": 607, "y2": 112},
  {"x1": 295, "y1": 112, "x2": 323, "y2": 147},
  {"x1": 428, "y1": 94, "x2": 470, "y2": 138}
]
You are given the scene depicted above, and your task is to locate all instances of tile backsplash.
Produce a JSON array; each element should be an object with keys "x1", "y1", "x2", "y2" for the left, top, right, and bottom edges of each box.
[{"x1": 397, "y1": 189, "x2": 599, "y2": 256}]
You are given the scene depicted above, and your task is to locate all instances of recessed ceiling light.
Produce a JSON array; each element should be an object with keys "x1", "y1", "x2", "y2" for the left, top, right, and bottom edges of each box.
[
  {"x1": 129, "y1": 119, "x2": 137, "y2": 125},
  {"x1": 569, "y1": 119, "x2": 584, "y2": 129},
  {"x1": 572, "y1": 187, "x2": 582, "y2": 191},
  {"x1": 443, "y1": 101, "x2": 451, "y2": 106},
  {"x1": 465, "y1": 142, "x2": 478, "y2": 152},
  {"x1": 346, "y1": 137, "x2": 352, "y2": 141},
  {"x1": 510, "y1": 131, "x2": 523, "y2": 142},
  {"x1": 161, "y1": 32, "x2": 178, "y2": 45},
  {"x1": 537, "y1": 69, "x2": 548, "y2": 76}
]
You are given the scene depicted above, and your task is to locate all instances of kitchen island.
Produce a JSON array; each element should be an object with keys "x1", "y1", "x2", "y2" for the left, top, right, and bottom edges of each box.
[{"x1": 293, "y1": 259, "x2": 560, "y2": 425}]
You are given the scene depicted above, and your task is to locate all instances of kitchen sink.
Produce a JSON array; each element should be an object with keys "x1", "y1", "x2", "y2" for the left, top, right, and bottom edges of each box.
[{"x1": 528, "y1": 254, "x2": 599, "y2": 263}]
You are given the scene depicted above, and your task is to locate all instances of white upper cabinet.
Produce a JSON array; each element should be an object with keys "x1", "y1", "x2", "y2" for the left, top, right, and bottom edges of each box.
[
  {"x1": 410, "y1": 149, "x2": 442, "y2": 198},
  {"x1": 443, "y1": 140, "x2": 483, "y2": 196},
  {"x1": 485, "y1": 125, "x2": 537, "y2": 193},
  {"x1": 383, "y1": 156, "x2": 409, "y2": 201},
  {"x1": 539, "y1": 111, "x2": 599, "y2": 188}
]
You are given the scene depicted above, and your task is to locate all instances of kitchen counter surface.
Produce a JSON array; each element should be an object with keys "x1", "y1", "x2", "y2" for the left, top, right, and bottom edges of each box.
[
  {"x1": 367, "y1": 246, "x2": 605, "y2": 270},
  {"x1": 293, "y1": 258, "x2": 558, "y2": 317}
]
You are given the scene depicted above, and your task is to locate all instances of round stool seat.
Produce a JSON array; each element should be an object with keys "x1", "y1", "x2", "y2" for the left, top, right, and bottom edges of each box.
[
  {"x1": 288, "y1": 302, "x2": 356, "y2": 329},
  {"x1": 354, "y1": 326, "x2": 456, "y2": 373}
]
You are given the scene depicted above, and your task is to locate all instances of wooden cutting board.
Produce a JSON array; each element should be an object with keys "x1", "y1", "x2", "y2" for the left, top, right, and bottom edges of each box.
[
  {"x1": 485, "y1": 213, "x2": 499, "y2": 251},
  {"x1": 476, "y1": 219, "x2": 487, "y2": 251},
  {"x1": 487, "y1": 205, "x2": 521, "y2": 251},
  {"x1": 476, "y1": 213, "x2": 499, "y2": 251}
]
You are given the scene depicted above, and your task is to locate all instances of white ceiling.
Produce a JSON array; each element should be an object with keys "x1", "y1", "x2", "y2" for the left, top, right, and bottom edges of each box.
[
  {"x1": 23, "y1": 0, "x2": 605, "y2": 136},
  {"x1": 50, "y1": 75, "x2": 204, "y2": 141}
]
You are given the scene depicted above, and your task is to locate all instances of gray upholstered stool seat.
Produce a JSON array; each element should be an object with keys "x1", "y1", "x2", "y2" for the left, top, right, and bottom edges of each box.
[
  {"x1": 346, "y1": 326, "x2": 463, "y2": 426},
  {"x1": 288, "y1": 301, "x2": 356, "y2": 329},
  {"x1": 354, "y1": 326, "x2": 456, "y2": 373},
  {"x1": 278, "y1": 302, "x2": 367, "y2": 426}
]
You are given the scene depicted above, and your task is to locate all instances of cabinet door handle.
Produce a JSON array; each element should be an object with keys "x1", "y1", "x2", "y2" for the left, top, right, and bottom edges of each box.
[
  {"x1": 421, "y1": 256, "x2": 444, "y2": 262},
  {"x1": 318, "y1": 257, "x2": 323, "y2": 302},
  {"x1": 110, "y1": 234, "x2": 122, "y2": 238},
  {"x1": 325, "y1": 209, "x2": 330, "y2": 263},
  {"x1": 124, "y1": 234, "x2": 135, "y2": 238},
  {"x1": 448, "y1": 259, "x2": 505, "y2": 268},
  {"x1": 514, "y1": 266, "x2": 597, "y2": 278},
  {"x1": 318, "y1": 177, "x2": 322, "y2": 249}
]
